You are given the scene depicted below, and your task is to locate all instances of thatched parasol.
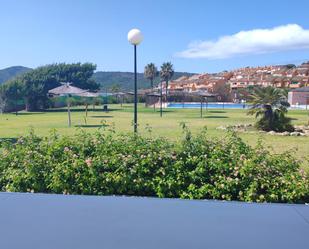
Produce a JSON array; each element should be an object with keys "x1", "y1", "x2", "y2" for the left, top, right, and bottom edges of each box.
[
  {"x1": 190, "y1": 91, "x2": 217, "y2": 118},
  {"x1": 75, "y1": 92, "x2": 100, "y2": 117},
  {"x1": 48, "y1": 82, "x2": 88, "y2": 127}
]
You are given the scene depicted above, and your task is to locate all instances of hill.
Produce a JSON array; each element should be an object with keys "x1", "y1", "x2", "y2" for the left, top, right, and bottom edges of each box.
[
  {"x1": 0, "y1": 66, "x2": 32, "y2": 84},
  {"x1": 0, "y1": 66, "x2": 194, "y2": 90},
  {"x1": 92, "y1": 71, "x2": 195, "y2": 90}
]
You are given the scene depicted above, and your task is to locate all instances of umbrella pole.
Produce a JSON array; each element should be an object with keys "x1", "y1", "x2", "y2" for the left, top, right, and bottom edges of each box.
[
  {"x1": 200, "y1": 98, "x2": 203, "y2": 118},
  {"x1": 67, "y1": 98, "x2": 71, "y2": 127}
]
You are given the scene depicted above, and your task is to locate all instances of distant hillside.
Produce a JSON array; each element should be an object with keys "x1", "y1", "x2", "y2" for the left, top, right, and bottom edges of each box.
[
  {"x1": 0, "y1": 66, "x2": 32, "y2": 84},
  {"x1": 92, "y1": 71, "x2": 195, "y2": 90},
  {"x1": 1, "y1": 66, "x2": 194, "y2": 90}
]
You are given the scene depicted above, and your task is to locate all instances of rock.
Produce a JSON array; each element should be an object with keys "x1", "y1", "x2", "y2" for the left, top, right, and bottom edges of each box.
[
  {"x1": 290, "y1": 132, "x2": 301, "y2": 136},
  {"x1": 276, "y1": 131, "x2": 290, "y2": 136},
  {"x1": 268, "y1": 131, "x2": 276, "y2": 135},
  {"x1": 282, "y1": 131, "x2": 291, "y2": 136}
]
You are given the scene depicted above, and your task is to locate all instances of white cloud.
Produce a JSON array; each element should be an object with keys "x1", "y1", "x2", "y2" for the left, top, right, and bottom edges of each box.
[{"x1": 175, "y1": 24, "x2": 309, "y2": 59}]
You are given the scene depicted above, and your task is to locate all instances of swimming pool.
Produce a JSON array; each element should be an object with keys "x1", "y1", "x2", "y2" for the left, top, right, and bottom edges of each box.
[
  {"x1": 167, "y1": 102, "x2": 248, "y2": 109},
  {"x1": 167, "y1": 102, "x2": 308, "y2": 110}
]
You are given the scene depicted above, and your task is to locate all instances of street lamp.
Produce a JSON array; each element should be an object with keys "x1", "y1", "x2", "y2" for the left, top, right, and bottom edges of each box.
[{"x1": 128, "y1": 28, "x2": 143, "y2": 133}]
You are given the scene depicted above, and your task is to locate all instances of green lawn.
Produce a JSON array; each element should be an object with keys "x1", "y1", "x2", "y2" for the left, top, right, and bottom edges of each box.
[{"x1": 1, "y1": 104, "x2": 309, "y2": 162}]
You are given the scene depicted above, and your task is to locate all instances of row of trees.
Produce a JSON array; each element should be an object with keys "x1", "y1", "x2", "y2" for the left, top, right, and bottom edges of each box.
[
  {"x1": 0, "y1": 63, "x2": 98, "y2": 112},
  {"x1": 144, "y1": 62, "x2": 174, "y2": 97}
]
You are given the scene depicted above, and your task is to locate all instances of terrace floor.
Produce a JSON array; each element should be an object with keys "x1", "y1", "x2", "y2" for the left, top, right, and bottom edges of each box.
[{"x1": 0, "y1": 192, "x2": 308, "y2": 249}]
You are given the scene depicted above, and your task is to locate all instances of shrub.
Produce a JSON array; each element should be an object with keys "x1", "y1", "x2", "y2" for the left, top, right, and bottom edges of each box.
[
  {"x1": 0, "y1": 127, "x2": 308, "y2": 203},
  {"x1": 247, "y1": 86, "x2": 294, "y2": 132},
  {"x1": 255, "y1": 109, "x2": 294, "y2": 132}
]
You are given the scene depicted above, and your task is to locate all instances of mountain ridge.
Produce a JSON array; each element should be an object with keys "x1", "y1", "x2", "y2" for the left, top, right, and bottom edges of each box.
[
  {"x1": 0, "y1": 66, "x2": 195, "y2": 90},
  {"x1": 0, "y1": 66, "x2": 32, "y2": 84},
  {"x1": 92, "y1": 71, "x2": 195, "y2": 90}
]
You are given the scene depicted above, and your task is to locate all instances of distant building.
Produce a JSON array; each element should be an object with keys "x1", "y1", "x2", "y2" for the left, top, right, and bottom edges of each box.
[
  {"x1": 161, "y1": 62, "x2": 309, "y2": 102},
  {"x1": 288, "y1": 87, "x2": 309, "y2": 105}
]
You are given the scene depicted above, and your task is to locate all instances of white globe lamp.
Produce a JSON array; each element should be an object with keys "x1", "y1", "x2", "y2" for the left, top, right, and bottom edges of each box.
[{"x1": 127, "y1": 29, "x2": 143, "y2": 45}]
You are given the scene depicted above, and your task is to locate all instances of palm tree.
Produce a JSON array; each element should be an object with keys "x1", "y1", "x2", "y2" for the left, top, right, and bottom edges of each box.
[
  {"x1": 160, "y1": 62, "x2": 174, "y2": 99},
  {"x1": 247, "y1": 86, "x2": 294, "y2": 132},
  {"x1": 144, "y1": 63, "x2": 158, "y2": 88}
]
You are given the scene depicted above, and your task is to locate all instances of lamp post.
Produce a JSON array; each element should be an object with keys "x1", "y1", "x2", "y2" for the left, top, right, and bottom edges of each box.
[
  {"x1": 128, "y1": 28, "x2": 143, "y2": 133},
  {"x1": 160, "y1": 82, "x2": 163, "y2": 117}
]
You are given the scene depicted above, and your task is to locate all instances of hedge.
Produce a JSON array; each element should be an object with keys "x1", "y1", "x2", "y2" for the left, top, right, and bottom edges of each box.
[{"x1": 0, "y1": 126, "x2": 308, "y2": 203}]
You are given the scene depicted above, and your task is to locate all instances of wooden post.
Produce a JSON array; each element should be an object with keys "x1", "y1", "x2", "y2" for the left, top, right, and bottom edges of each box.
[
  {"x1": 67, "y1": 98, "x2": 71, "y2": 127},
  {"x1": 200, "y1": 98, "x2": 203, "y2": 118},
  {"x1": 160, "y1": 83, "x2": 163, "y2": 117}
]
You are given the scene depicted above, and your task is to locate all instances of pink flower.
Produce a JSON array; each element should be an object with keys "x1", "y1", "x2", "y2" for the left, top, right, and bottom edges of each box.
[
  {"x1": 64, "y1": 147, "x2": 70, "y2": 152},
  {"x1": 85, "y1": 158, "x2": 92, "y2": 167}
]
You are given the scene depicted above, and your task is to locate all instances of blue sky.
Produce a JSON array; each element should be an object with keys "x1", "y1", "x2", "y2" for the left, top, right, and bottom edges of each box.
[{"x1": 0, "y1": 0, "x2": 309, "y2": 73}]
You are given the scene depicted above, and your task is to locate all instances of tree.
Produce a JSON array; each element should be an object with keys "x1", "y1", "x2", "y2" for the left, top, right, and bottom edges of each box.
[
  {"x1": 110, "y1": 83, "x2": 121, "y2": 93},
  {"x1": 160, "y1": 62, "x2": 174, "y2": 99},
  {"x1": 110, "y1": 83, "x2": 121, "y2": 105},
  {"x1": 144, "y1": 63, "x2": 158, "y2": 88},
  {"x1": 0, "y1": 79, "x2": 24, "y2": 113},
  {"x1": 286, "y1": 64, "x2": 296, "y2": 69},
  {"x1": 2, "y1": 63, "x2": 98, "y2": 111},
  {"x1": 247, "y1": 86, "x2": 294, "y2": 132},
  {"x1": 0, "y1": 86, "x2": 7, "y2": 114}
]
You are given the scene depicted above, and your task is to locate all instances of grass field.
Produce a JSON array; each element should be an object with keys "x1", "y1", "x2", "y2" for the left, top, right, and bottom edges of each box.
[{"x1": 1, "y1": 104, "x2": 309, "y2": 162}]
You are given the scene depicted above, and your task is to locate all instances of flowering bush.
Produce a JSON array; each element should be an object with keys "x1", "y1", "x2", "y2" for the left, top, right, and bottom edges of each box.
[{"x1": 0, "y1": 127, "x2": 308, "y2": 203}]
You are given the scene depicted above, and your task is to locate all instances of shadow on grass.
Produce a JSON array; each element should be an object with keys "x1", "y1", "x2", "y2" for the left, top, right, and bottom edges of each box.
[
  {"x1": 90, "y1": 115, "x2": 114, "y2": 118},
  {"x1": 45, "y1": 108, "x2": 86, "y2": 113},
  {"x1": 74, "y1": 124, "x2": 106, "y2": 128},
  {"x1": 203, "y1": 116, "x2": 228, "y2": 119},
  {"x1": 44, "y1": 108, "x2": 123, "y2": 113},
  {"x1": 120, "y1": 105, "x2": 134, "y2": 108},
  {"x1": 105, "y1": 108, "x2": 122, "y2": 112},
  {"x1": 207, "y1": 110, "x2": 227, "y2": 114},
  {"x1": 154, "y1": 110, "x2": 175, "y2": 113},
  {"x1": 9, "y1": 112, "x2": 45, "y2": 115}
]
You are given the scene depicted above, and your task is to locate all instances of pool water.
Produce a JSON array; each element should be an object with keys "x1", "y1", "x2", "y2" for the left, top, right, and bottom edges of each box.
[{"x1": 167, "y1": 102, "x2": 248, "y2": 109}]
